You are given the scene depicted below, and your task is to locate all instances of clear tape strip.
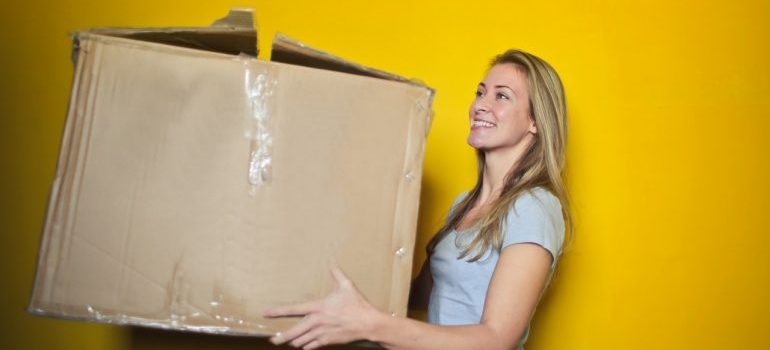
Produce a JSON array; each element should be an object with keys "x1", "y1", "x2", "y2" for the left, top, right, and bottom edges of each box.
[
  {"x1": 388, "y1": 87, "x2": 434, "y2": 317},
  {"x1": 242, "y1": 57, "x2": 278, "y2": 191},
  {"x1": 29, "y1": 306, "x2": 278, "y2": 336}
]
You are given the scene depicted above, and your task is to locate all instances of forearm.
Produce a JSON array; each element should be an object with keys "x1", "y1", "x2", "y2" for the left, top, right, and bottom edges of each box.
[
  {"x1": 365, "y1": 312, "x2": 520, "y2": 350},
  {"x1": 265, "y1": 248, "x2": 547, "y2": 350}
]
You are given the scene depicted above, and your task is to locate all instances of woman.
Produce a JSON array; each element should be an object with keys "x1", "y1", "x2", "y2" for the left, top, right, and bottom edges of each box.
[{"x1": 264, "y1": 49, "x2": 571, "y2": 350}]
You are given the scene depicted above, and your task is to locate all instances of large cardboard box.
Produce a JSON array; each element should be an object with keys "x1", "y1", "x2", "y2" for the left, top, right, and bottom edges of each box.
[{"x1": 29, "y1": 9, "x2": 433, "y2": 336}]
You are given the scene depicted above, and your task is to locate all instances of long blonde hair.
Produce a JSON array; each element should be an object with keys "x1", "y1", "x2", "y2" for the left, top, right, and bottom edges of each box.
[{"x1": 428, "y1": 49, "x2": 572, "y2": 261}]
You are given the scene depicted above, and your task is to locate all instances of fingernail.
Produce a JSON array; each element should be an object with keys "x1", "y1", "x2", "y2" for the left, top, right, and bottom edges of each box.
[{"x1": 270, "y1": 332, "x2": 282, "y2": 344}]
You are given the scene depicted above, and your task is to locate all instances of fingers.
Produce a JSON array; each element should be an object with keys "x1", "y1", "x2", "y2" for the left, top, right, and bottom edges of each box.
[
  {"x1": 271, "y1": 332, "x2": 286, "y2": 345},
  {"x1": 270, "y1": 315, "x2": 318, "y2": 345},
  {"x1": 303, "y1": 339, "x2": 324, "y2": 350},
  {"x1": 263, "y1": 300, "x2": 319, "y2": 318},
  {"x1": 289, "y1": 327, "x2": 324, "y2": 348}
]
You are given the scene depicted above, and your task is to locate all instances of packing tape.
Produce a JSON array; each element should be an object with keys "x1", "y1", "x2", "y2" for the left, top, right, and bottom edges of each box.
[{"x1": 242, "y1": 57, "x2": 278, "y2": 192}]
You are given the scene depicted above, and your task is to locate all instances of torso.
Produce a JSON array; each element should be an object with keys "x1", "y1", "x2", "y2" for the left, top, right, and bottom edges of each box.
[{"x1": 427, "y1": 187, "x2": 565, "y2": 349}]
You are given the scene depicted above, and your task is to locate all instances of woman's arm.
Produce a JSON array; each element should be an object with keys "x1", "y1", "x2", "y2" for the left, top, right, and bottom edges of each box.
[
  {"x1": 408, "y1": 261, "x2": 433, "y2": 311},
  {"x1": 264, "y1": 243, "x2": 553, "y2": 350}
]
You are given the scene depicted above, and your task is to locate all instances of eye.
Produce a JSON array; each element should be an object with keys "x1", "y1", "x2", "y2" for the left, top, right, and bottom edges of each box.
[
  {"x1": 475, "y1": 89, "x2": 484, "y2": 97},
  {"x1": 496, "y1": 92, "x2": 510, "y2": 100}
]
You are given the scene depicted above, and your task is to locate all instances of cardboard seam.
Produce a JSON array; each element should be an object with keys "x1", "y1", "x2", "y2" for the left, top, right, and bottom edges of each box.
[
  {"x1": 387, "y1": 89, "x2": 427, "y2": 316},
  {"x1": 48, "y1": 38, "x2": 98, "y2": 309},
  {"x1": 28, "y1": 34, "x2": 90, "y2": 312}
]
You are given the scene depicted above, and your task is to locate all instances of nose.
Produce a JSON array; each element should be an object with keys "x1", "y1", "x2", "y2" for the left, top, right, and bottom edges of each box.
[{"x1": 473, "y1": 100, "x2": 490, "y2": 115}]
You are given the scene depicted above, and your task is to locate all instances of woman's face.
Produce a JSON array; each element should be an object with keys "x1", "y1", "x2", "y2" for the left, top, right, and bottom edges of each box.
[{"x1": 467, "y1": 63, "x2": 536, "y2": 152}]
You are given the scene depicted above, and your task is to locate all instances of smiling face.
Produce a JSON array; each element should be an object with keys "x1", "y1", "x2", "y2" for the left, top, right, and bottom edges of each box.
[{"x1": 467, "y1": 63, "x2": 537, "y2": 152}]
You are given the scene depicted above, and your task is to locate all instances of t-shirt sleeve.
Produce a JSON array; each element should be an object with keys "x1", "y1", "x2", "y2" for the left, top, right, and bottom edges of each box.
[{"x1": 501, "y1": 188, "x2": 566, "y2": 267}]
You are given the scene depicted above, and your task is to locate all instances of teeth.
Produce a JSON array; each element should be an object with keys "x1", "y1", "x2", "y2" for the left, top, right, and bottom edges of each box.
[{"x1": 472, "y1": 120, "x2": 496, "y2": 128}]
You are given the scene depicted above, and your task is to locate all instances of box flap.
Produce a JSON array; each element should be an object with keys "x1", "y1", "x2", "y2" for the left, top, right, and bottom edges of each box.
[
  {"x1": 82, "y1": 8, "x2": 257, "y2": 56},
  {"x1": 271, "y1": 33, "x2": 433, "y2": 94}
]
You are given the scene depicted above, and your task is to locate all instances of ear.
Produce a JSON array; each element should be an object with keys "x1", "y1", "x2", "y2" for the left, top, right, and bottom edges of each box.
[{"x1": 528, "y1": 116, "x2": 537, "y2": 134}]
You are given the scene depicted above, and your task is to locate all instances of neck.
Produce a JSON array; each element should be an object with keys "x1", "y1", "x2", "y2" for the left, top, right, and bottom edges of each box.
[{"x1": 478, "y1": 137, "x2": 534, "y2": 205}]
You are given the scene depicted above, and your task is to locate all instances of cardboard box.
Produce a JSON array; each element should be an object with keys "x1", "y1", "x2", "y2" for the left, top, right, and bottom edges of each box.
[{"x1": 29, "y1": 9, "x2": 433, "y2": 336}]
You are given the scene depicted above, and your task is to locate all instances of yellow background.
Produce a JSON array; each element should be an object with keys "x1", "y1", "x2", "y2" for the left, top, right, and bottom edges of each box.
[{"x1": 1, "y1": 0, "x2": 768, "y2": 349}]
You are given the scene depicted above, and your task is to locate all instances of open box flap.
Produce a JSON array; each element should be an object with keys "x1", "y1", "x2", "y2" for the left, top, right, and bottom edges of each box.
[
  {"x1": 271, "y1": 33, "x2": 434, "y2": 94},
  {"x1": 79, "y1": 8, "x2": 258, "y2": 57}
]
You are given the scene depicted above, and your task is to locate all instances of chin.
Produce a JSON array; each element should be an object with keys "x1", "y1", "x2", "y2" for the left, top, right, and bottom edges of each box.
[{"x1": 467, "y1": 136, "x2": 486, "y2": 150}]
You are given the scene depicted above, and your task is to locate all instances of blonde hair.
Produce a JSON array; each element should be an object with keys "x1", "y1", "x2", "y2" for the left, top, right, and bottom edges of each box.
[{"x1": 428, "y1": 49, "x2": 572, "y2": 261}]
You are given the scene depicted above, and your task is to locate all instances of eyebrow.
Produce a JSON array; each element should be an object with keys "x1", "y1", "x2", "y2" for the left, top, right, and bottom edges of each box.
[{"x1": 479, "y1": 83, "x2": 517, "y2": 95}]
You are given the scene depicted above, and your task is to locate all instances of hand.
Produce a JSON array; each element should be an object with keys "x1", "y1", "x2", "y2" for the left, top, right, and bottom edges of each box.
[{"x1": 263, "y1": 266, "x2": 384, "y2": 349}]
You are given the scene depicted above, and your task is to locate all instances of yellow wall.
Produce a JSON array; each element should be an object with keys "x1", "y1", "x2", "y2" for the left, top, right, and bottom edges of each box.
[{"x1": 1, "y1": 1, "x2": 768, "y2": 349}]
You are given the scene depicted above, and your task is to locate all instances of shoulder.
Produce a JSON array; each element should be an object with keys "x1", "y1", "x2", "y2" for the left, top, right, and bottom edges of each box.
[
  {"x1": 510, "y1": 187, "x2": 562, "y2": 216},
  {"x1": 502, "y1": 187, "x2": 565, "y2": 266}
]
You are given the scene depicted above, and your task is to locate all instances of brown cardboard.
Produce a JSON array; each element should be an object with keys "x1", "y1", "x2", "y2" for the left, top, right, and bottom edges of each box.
[{"x1": 28, "y1": 9, "x2": 433, "y2": 336}]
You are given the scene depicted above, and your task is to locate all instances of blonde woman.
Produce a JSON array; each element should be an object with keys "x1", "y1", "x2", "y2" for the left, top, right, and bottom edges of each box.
[{"x1": 264, "y1": 49, "x2": 571, "y2": 350}]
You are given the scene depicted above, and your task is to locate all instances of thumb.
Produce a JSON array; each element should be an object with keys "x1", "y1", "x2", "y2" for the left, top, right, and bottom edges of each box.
[
  {"x1": 262, "y1": 300, "x2": 319, "y2": 318},
  {"x1": 331, "y1": 265, "x2": 352, "y2": 288}
]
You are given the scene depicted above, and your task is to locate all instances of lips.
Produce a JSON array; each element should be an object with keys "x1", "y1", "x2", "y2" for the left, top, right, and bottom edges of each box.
[{"x1": 471, "y1": 118, "x2": 497, "y2": 128}]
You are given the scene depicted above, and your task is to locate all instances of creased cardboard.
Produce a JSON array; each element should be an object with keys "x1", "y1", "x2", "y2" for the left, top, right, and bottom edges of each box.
[{"x1": 29, "y1": 8, "x2": 433, "y2": 336}]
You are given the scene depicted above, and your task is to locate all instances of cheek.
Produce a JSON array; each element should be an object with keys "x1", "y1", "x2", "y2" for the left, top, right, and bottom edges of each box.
[
  {"x1": 501, "y1": 102, "x2": 530, "y2": 123},
  {"x1": 497, "y1": 107, "x2": 532, "y2": 137}
]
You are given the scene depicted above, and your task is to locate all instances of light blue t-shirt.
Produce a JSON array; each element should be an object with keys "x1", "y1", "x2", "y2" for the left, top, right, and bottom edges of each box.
[{"x1": 427, "y1": 187, "x2": 565, "y2": 349}]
